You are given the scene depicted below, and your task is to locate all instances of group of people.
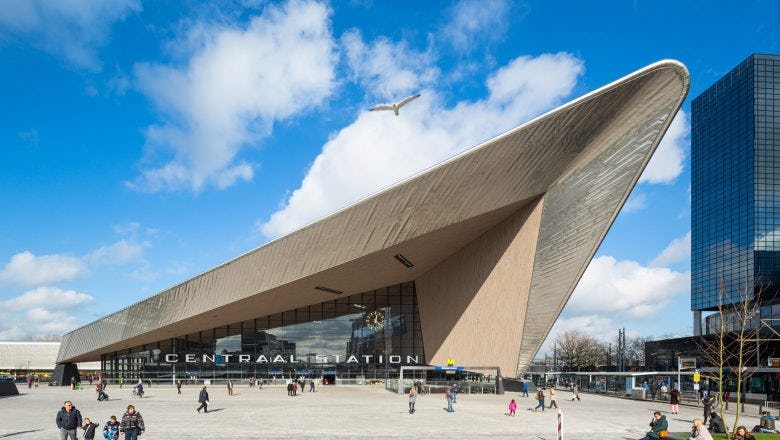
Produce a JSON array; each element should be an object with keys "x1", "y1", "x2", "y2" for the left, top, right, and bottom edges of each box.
[
  {"x1": 286, "y1": 377, "x2": 316, "y2": 396},
  {"x1": 55, "y1": 400, "x2": 144, "y2": 440}
]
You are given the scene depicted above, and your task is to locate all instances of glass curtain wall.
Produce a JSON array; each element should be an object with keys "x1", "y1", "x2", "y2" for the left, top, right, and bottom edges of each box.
[{"x1": 101, "y1": 281, "x2": 424, "y2": 384}]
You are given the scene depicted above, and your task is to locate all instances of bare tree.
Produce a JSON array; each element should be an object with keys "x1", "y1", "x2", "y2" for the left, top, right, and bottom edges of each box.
[
  {"x1": 555, "y1": 331, "x2": 606, "y2": 371},
  {"x1": 697, "y1": 279, "x2": 764, "y2": 435}
]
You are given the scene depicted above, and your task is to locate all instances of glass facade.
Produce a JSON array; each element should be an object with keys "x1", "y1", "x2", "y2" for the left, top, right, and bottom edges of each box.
[
  {"x1": 101, "y1": 281, "x2": 425, "y2": 383},
  {"x1": 692, "y1": 54, "x2": 780, "y2": 312}
]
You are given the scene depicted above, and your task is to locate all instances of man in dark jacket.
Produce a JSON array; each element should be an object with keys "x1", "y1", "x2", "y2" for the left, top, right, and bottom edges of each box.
[
  {"x1": 120, "y1": 405, "x2": 145, "y2": 440},
  {"x1": 56, "y1": 400, "x2": 82, "y2": 440},
  {"x1": 197, "y1": 386, "x2": 209, "y2": 413},
  {"x1": 702, "y1": 394, "x2": 716, "y2": 424},
  {"x1": 709, "y1": 412, "x2": 726, "y2": 434}
]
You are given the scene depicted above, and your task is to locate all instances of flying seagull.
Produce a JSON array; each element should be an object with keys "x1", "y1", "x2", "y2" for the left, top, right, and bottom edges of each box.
[{"x1": 369, "y1": 93, "x2": 421, "y2": 116}]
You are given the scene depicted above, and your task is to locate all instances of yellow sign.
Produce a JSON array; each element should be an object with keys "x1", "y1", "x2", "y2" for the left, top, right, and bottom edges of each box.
[
  {"x1": 446, "y1": 358, "x2": 455, "y2": 367},
  {"x1": 693, "y1": 372, "x2": 700, "y2": 383}
]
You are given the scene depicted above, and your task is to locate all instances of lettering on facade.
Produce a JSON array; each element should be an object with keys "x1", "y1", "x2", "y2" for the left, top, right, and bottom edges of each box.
[{"x1": 161, "y1": 353, "x2": 420, "y2": 364}]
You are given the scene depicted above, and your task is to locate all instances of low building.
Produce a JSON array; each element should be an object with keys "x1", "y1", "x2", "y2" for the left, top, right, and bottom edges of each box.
[{"x1": 0, "y1": 342, "x2": 100, "y2": 382}]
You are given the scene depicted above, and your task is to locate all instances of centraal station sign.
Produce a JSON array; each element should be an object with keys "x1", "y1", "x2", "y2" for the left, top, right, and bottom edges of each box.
[{"x1": 162, "y1": 353, "x2": 422, "y2": 365}]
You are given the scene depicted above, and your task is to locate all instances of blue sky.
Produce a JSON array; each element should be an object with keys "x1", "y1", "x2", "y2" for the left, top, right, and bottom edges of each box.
[{"x1": 0, "y1": 0, "x2": 776, "y2": 350}]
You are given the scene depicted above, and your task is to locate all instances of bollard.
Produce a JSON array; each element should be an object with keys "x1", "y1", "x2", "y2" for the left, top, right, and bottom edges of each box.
[{"x1": 557, "y1": 409, "x2": 563, "y2": 440}]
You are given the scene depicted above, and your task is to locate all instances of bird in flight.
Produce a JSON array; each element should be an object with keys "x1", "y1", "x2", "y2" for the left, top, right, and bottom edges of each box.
[{"x1": 369, "y1": 93, "x2": 421, "y2": 116}]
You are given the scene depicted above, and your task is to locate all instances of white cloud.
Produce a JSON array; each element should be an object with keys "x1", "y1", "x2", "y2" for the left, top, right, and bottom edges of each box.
[
  {"x1": 3, "y1": 286, "x2": 92, "y2": 309},
  {"x1": 639, "y1": 110, "x2": 689, "y2": 184},
  {"x1": 259, "y1": 51, "x2": 584, "y2": 237},
  {"x1": 0, "y1": 251, "x2": 87, "y2": 286},
  {"x1": 622, "y1": 192, "x2": 647, "y2": 213},
  {"x1": 0, "y1": 287, "x2": 93, "y2": 339},
  {"x1": 650, "y1": 231, "x2": 691, "y2": 267},
  {"x1": 342, "y1": 29, "x2": 439, "y2": 100},
  {"x1": 439, "y1": 0, "x2": 512, "y2": 52},
  {"x1": 0, "y1": 0, "x2": 141, "y2": 71},
  {"x1": 566, "y1": 256, "x2": 690, "y2": 318},
  {"x1": 130, "y1": 0, "x2": 338, "y2": 192},
  {"x1": 88, "y1": 239, "x2": 147, "y2": 267}
]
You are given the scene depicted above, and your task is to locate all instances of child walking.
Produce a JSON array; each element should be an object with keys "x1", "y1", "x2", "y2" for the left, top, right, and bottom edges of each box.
[
  {"x1": 102, "y1": 415, "x2": 120, "y2": 440},
  {"x1": 82, "y1": 418, "x2": 99, "y2": 440},
  {"x1": 508, "y1": 399, "x2": 517, "y2": 416}
]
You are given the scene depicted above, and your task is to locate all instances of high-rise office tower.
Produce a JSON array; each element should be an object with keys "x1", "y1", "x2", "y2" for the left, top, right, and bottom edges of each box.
[{"x1": 692, "y1": 54, "x2": 780, "y2": 335}]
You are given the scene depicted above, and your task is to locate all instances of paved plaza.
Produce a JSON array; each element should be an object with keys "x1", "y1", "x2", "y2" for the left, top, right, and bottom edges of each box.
[{"x1": 0, "y1": 385, "x2": 766, "y2": 439}]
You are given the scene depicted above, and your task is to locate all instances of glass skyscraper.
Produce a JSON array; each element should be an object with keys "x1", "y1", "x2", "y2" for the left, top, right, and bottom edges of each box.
[{"x1": 692, "y1": 54, "x2": 780, "y2": 332}]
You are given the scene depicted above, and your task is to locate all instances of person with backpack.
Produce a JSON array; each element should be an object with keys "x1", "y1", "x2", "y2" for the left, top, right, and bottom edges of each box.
[
  {"x1": 120, "y1": 405, "x2": 144, "y2": 440},
  {"x1": 533, "y1": 388, "x2": 546, "y2": 412},
  {"x1": 102, "y1": 415, "x2": 120, "y2": 440},
  {"x1": 56, "y1": 400, "x2": 83, "y2": 440},
  {"x1": 197, "y1": 386, "x2": 209, "y2": 413}
]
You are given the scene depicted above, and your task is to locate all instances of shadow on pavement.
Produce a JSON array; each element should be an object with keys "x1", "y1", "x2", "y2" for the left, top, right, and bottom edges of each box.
[{"x1": 1, "y1": 429, "x2": 44, "y2": 437}]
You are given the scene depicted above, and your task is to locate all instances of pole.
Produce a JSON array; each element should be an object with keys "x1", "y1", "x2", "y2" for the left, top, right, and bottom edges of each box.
[
  {"x1": 677, "y1": 357, "x2": 681, "y2": 395},
  {"x1": 557, "y1": 409, "x2": 563, "y2": 440}
]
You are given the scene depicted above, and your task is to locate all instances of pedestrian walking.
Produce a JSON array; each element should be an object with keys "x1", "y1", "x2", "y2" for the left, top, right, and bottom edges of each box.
[
  {"x1": 70, "y1": 376, "x2": 76, "y2": 390},
  {"x1": 548, "y1": 386, "x2": 558, "y2": 408},
  {"x1": 81, "y1": 418, "x2": 99, "y2": 440},
  {"x1": 227, "y1": 380, "x2": 233, "y2": 396},
  {"x1": 451, "y1": 384, "x2": 458, "y2": 403},
  {"x1": 287, "y1": 382, "x2": 292, "y2": 396},
  {"x1": 670, "y1": 388, "x2": 680, "y2": 414},
  {"x1": 533, "y1": 388, "x2": 545, "y2": 412},
  {"x1": 56, "y1": 400, "x2": 83, "y2": 440},
  {"x1": 508, "y1": 399, "x2": 517, "y2": 416},
  {"x1": 445, "y1": 385, "x2": 454, "y2": 412},
  {"x1": 120, "y1": 405, "x2": 145, "y2": 440},
  {"x1": 102, "y1": 415, "x2": 121, "y2": 440},
  {"x1": 176, "y1": 379, "x2": 182, "y2": 394},
  {"x1": 309, "y1": 379, "x2": 315, "y2": 392},
  {"x1": 408, "y1": 385, "x2": 417, "y2": 414},
  {"x1": 119, "y1": 377, "x2": 124, "y2": 389},
  {"x1": 571, "y1": 383, "x2": 580, "y2": 401},
  {"x1": 522, "y1": 381, "x2": 529, "y2": 397},
  {"x1": 702, "y1": 394, "x2": 715, "y2": 424},
  {"x1": 197, "y1": 386, "x2": 209, "y2": 413}
]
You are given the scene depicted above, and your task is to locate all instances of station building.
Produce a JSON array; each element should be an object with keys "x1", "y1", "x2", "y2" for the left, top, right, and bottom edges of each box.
[{"x1": 55, "y1": 61, "x2": 689, "y2": 386}]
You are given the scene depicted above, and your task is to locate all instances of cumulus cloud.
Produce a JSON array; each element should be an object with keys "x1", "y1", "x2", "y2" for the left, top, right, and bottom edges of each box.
[
  {"x1": 538, "y1": 248, "x2": 691, "y2": 356},
  {"x1": 342, "y1": 30, "x2": 439, "y2": 99},
  {"x1": 639, "y1": 110, "x2": 689, "y2": 184},
  {"x1": 566, "y1": 256, "x2": 690, "y2": 317},
  {"x1": 0, "y1": 251, "x2": 88, "y2": 286},
  {"x1": 650, "y1": 231, "x2": 691, "y2": 267},
  {"x1": 259, "y1": 50, "x2": 584, "y2": 237},
  {"x1": 0, "y1": 286, "x2": 93, "y2": 339},
  {"x1": 0, "y1": 0, "x2": 141, "y2": 71},
  {"x1": 130, "y1": 0, "x2": 338, "y2": 192},
  {"x1": 3, "y1": 286, "x2": 92, "y2": 309},
  {"x1": 439, "y1": 0, "x2": 512, "y2": 52}
]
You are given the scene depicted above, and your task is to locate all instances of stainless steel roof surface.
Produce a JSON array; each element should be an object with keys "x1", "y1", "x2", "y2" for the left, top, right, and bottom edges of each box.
[{"x1": 58, "y1": 61, "x2": 689, "y2": 370}]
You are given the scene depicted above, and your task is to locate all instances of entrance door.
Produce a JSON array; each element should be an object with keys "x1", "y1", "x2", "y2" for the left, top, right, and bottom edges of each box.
[{"x1": 323, "y1": 373, "x2": 336, "y2": 385}]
